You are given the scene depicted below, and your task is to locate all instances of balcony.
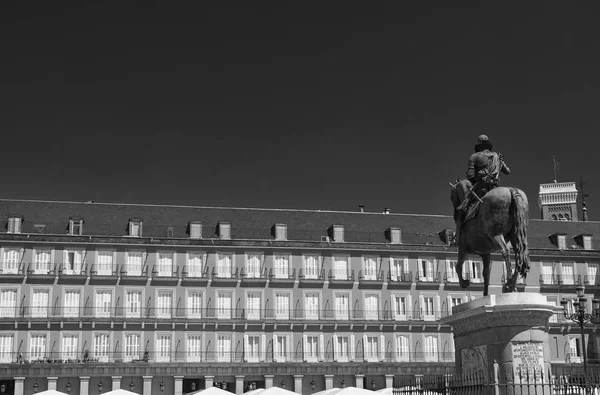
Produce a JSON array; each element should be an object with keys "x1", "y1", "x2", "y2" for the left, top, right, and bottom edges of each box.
[
  {"x1": 387, "y1": 271, "x2": 412, "y2": 290},
  {"x1": 298, "y1": 269, "x2": 326, "y2": 288},
  {"x1": 358, "y1": 270, "x2": 384, "y2": 289},
  {"x1": 328, "y1": 269, "x2": 355, "y2": 289},
  {"x1": 413, "y1": 309, "x2": 443, "y2": 322},
  {"x1": 89, "y1": 264, "x2": 119, "y2": 285},
  {"x1": 58, "y1": 263, "x2": 87, "y2": 284},
  {"x1": 0, "y1": 263, "x2": 26, "y2": 283},
  {"x1": 268, "y1": 268, "x2": 296, "y2": 287},
  {"x1": 584, "y1": 274, "x2": 600, "y2": 287},
  {"x1": 181, "y1": 265, "x2": 210, "y2": 286},
  {"x1": 119, "y1": 264, "x2": 149, "y2": 285},
  {"x1": 240, "y1": 267, "x2": 268, "y2": 287},
  {"x1": 416, "y1": 272, "x2": 442, "y2": 290},
  {"x1": 211, "y1": 267, "x2": 239, "y2": 286},
  {"x1": 539, "y1": 274, "x2": 582, "y2": 291},
  {"x1": 26, "y1": 262, "x2": 57, "y2": 284},
  {"x1": 150, "y1": 265, "x2": 180, "y2": 286},
  {"x1": 443, "y1": 271, "x2": 461, "y2": 290}
]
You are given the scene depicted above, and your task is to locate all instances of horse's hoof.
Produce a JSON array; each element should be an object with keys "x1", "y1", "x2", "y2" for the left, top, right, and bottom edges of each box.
[{"x1": 459, "y1": 280, "x2": 471, "y2": 289}]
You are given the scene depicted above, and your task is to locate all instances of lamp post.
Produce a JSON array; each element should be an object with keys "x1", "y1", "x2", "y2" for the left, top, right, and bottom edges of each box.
[{"x1": 560, "y1": 285, "x2": 600, "y2": 385}]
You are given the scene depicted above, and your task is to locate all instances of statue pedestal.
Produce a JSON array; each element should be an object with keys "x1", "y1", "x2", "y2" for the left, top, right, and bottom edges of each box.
[{"x1": 440, "y1": 293, "x2": 561, "y2": 395}]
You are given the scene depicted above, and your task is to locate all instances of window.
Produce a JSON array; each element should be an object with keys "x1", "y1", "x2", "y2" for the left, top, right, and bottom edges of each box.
[
  {"x1": 568, "y1": 336, "x2": 582, "y2": 363},
  {"x1": 187, "y1": 334, "x2": 202, "y2": 362},
  {"x1": 0, "y1": 334, "x2": 13, "y2": 362},
  {"x1": 387, "y1": 228, "x2": 401, "y2": 244},
  {"x1": 334, "y1": 335, "x2": 350, "y2": 362},
  {"x1": 274, "y1": 255, "x2": 289, "y2": 279},
  {"x1": 332, "y1": 225, "x2": 344, "y2": 242},
  {"x1": 128, "y1": 219, "x2": 142, "y2": 237},
  {"x1": 69, "y1": 219, "x2": 83, "y2": 235},
  {"x1": 0, "y1": 289, "x2": 17, "y2": 318},
  {"x1": 157, "y1": 291, "x2": 173, "y2": 318},
  {"x1": 30, "y1": 334, "x2": 46, "y2": 360},
  {"x1": 246, "y1": 254, "x2": 261, "y2": 278},
  {"x1": 156, "y1": 334, "x2": 171, "y2": 362},
  {"x1": 420, "y1": 295, "x2": 435, "y2": 321},
  {"x1": 189, "y1": 222, "x2": 202, "y2": 239},
  {"x1": 364, "y1": 294, "x2": 379, "y2": 320},
  {"x1": 63, "y1": 290, "x2": 80, "y2": 318},
  {"x1": 547, "y1": 298, "x2": 559, "y2": 324},
  {"x1": 217, "y1": 253, "x2": 233, "y2": 278},
  {"x1": 187, "y1": 291, "x2": 202, "y2": 318},
  {"x1": 2, "y1": 248, "x2": 21, "y2": 274},
  {"x1": 541, "y1": 262, "x2": 554, "y2": 284},
  {"x1": 393, "y1": 295, "x2": 410, "y2": 320},
  {"x1": 335, "y1": 294, "x2": 350, "y2": 320},
  {"x1": 333, "y1": 256, "x2": 349, "y2": 280},
  {"x1": 63, "y1": 250, "x2": 83, "y2": 275},
  {"x1": 390, "y1": 258, "x2": 408, "y2": 281},
  {"x1": 363, "y1": 257, "x2": 378, "y2": 280},
  {"x1": 32, "y1": 289, "x2": 49, "y2": 318},
  {"x1": 304, "y1": 293, "x2": 319, "y2": 320},
  {"x1": 467, "y1": 261, "x2": 482, "y2": 282},
  {"x1": 126, "y1": 290, "x2": 142, "y2": 318},
  {"x1": 274, "y1": 334, "x2": 289, "y2": 362},
  {"x1": 303, "y1": 335, "x2": 323, "y2": 362},
  {"x1": 562, "y1": 263, "x2": 575, "y2": 285},
  {"x1": 94, "y1": 333, "x2": 110, "y2": 362},
  {"x1": 33, "y1": 250, "x2": 52, "y2": 274},
  {"x1": 558, "y1": 235, "x2": 566, "y2": 249},
  {"x1": 395, "y1": 335, "x2": 409, "y2": 362},
  {"x1": 364, "y1": 335, "x2": 381, "y2": 362},
  {"x1": 218, "y1": 222, "x2": 231, "y2": 240},
  {"x1": 273, "y1": 224, "x2": 287, "y2": 241},
  {"x1": 217, "y1": 334, "x2": 231, "y2": 362},
  {"x1": 95, "y1": 251, "x2": 113, "y2": 276},
  {"x1": 126, "y1": 252, "x2": 143, "y2": 276},
  {"x1": 62, "y1": 334, "x2": 78, "y2": 360},
  {"x1": 275, "y1": 293, "x2": 290, "y2": 320},
  {"x1": 446, "y1": 260, "x2": 458, "y2": 282},
  {"x1": 7, "y1": 216, "x2": 22, "y2": 233},
  {"x1": 157, "y1": 253, "x2": 174, "y2": 277},
  {"x1": 418, "y1": 259, "x2": 434, "y2": 281},
  {"x1": 424, "y1": 335, "x2": 438, "y2": 362},
  {"x1": 125, "y1": 334, "x2": 140, "y2": 362},
  {"x1": 304, "y1": 255, "x2": 320, "y2": 279},
  {"x1": 217, "y1": 291, "x2": 232, "y2": 319},
  {"x1": 583, "y1": 236, "x2": 592, "y2": 250},
  {"x1": 95, "y1": 291, "x2": 112, "y2": 318},
  {"x1": 446, "y1": 295, "x2": 465, "y2": 316},
  {"x1": 244, "y1": 334, "x2": 265, "y2": 362},
  {"x1": 246, "y1": 292, "x2": 261, "y2": 320},
  {"x1": 588, "y1": 264, "x2": 599, "y2": 286},
  {"x1": 187, "y1": 253, "x2": 204, "y2": 277}
]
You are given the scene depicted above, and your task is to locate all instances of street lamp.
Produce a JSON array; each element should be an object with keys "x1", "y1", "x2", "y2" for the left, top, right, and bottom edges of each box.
[
  {"x1": 191, "y1": 382, "x2": 196, "y2": 391},
  {"x1": 281, "y1": 380, "x2": 285, "y2": 389},
  {"x1": 33, "y1": 381, "x2": 39, "y2": 393},
  {"x1": 160, "y1": 378, "x2": 165, "y2": 392},
  {"x1": 98, "y1": 380, "x2": 103, "y2": 394},
  {"x1": 560, "y1": 285, "x2": 600, "y2": 385},
  {"x1": 66, "y1": 380, "x2": 72, "y2": 394},
  {"x1": 1, "y1": 383, "x2": 6, "y2": 393},
  {"x1": 130, "y1": 381, "x2": 135, "y2": 391}
]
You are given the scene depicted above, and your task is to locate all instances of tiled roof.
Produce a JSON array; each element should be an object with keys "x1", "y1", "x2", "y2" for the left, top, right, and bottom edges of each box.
[{"x1": 0, "y1": 199, "x2": 598, "y2": 250}]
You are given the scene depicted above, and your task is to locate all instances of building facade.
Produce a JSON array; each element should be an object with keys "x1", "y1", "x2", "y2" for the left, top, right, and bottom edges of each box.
[{"x1": 0, "y1": 196, "x2": 598, "y2": 395}]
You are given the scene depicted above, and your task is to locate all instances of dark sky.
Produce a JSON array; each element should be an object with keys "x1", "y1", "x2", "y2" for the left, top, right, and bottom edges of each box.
[{"x1": 1, "y1": 2, "x2": 599, "y2": 219}]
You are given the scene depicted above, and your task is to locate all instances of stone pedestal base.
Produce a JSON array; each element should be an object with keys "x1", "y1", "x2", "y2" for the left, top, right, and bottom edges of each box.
[{"x1": 441, "y1": 293, "x2": 561, "y2": 394}]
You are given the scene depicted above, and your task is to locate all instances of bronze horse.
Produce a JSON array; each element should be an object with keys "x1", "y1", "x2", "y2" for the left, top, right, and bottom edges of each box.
[{"x1": 450, "y1": 183, "x2": 530, "y2": 296}]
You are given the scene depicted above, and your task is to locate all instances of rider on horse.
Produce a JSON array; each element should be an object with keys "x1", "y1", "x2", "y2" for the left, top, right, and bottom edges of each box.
[{"x1": 454, "y1": 135, "x2": 511, "y2": 244}]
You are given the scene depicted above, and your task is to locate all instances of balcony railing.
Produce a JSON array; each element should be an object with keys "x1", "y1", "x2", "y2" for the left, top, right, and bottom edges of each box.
[
  {"x1": 298, "y1": 269, "x2": 326, "y2": 281},
  {"x1": 59, "y1": 263, "x2": 88, "y2": 276},
  {"x1": 584, "y1": 274, "x2": 599, "y2": 286},
  {"x1": 0, "y1": 350, "x2": 456, "y2": 365},
  {"x1": 212, "y1": 266, "x2": 239, "y2": 279},
  {"x1": 329, "y1": 269, "x2": 355, "y2": 281},
  {"x1": 268, "y1": 268, "x2": 296, "y2": 280},
  {"x1": 0, "y1": 263, "x2": 25, "y2": 275},
  {"x1": 90, "y1": 264, "x2": 118, "y2": 277},
  {"x1": 240, "y1": 267, "x2": 267, "y2": 279},
  {"x1": 443, "y1": 272, "x2": 459, "y2": 283},
  {"x1": 416, "y1": 272, "x2": 441, "y2": 284},
  {"x1": 120, "y1": 264, "x2": 149, "y2": 277},
  {"x1": 151, "y1": 265, "x2": 180, "y2": 278},
  {"x1": 358, "y1": 270, "x2": 385, "y2": 282},
  {"x1": 26, "y1": 262, "x2": 57, "y2": 276},
  {"x1": 182, "y1": 265, "x2": 210, "y2": 279},
  {"x1": 388, "y1": 271, "x2": 412, "y2": 283}
]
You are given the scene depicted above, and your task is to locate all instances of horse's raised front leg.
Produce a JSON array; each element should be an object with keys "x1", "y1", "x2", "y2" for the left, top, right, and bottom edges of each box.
[
  {"x1": 456, "y1": 245, "x2": 470, "y2": 289},
  {"x1": 492, "y1": 234, "x2": 515, "y2": 293},
  {"x1": 481, "y1": 253, "x2": 491, "y2": 296}
]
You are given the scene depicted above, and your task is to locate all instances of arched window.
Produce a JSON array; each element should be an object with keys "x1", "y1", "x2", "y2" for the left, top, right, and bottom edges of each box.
[
  {"x1": 558, "y1": 214, "x2": 564, "y2": 221},
  {"x1": 564, "y1": 214, "x2": 571, "y2": 221},
  {"x1": 551, "y1": 214, "x2": 557, "y2": 221}
]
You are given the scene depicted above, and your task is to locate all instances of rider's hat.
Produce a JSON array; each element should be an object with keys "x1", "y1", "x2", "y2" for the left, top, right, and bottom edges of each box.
[{"x1": 474, "y1": 134, "x2": 493, "y2": 152}]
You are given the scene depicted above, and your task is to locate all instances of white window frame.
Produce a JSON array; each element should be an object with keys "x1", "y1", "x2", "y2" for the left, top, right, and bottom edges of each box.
[
  {"x1": 333, "y1": 334, "x2": 350, "y2": 362},
  {"x1": 390, "y1": 257, "x2": 409, "y2": 281},
  {"x1": 93, "y1": 332, "x2": 111, "y2": 362},
  {"x1": 63, "y1": 249, "x2": 84, "y2": 275},
  {"x1": 2, "y1": 247, "x2": 22, "y2": 274},
  {"x1": 334, "y1": 292, "x2": 350, "y2": 320},
  {"x1": 156, "y1": 289, "x2": 173, "y2": 319},
  {"x1": 128, "y1": 220, "x2": 142, "y2": 237},
  {"x1": 273, "y1": 254, "x2": 290, "y2": 279},
  {"x1": 216, "y1": 291, "x2": 233, "y2": 319},
  {"x1": 303, "y1": 255, "x2": 320, "y2": 279},
  {"x1": 125, "y1": 251, "x2": 144, "y2": 276},
  {"x1": 95, "y1": 250, "x2": 114, "y2": 276},
  {"x1": 392, "y1": 293, "x2": 411, "y2": 321},
  {"x1": 562, "y1": 262, "x2": 575, "y2": 285},
  {"x1": 587, "y1": 263, "x2": 599, "y2": 286},
  {"x1": 364, "y1": 293, "x2": 380, "y2": 320},
  {"x1": 61, "y1": 332, "x2": 79, "y2": 361},
  {"x1": 423, "y1": 334, "x2": 439, "y2": 362},
  {"x1": 63, "y1": 288, "x2": 81, "y2": 318},
  {"x1": 124, "y1": 332, "x2": 141, "y2": 362},
  {"x1": 31, "y1": 288, "x2": 51, "y2": 318},
  {"x1": 304, "y1": 292, "x2": 320, "y2": 320},
  {"x1": 29, "y1": 332, "x2": 48, "y2": 361},
  {"x1": 69, "y1": 219, "x2": 83, "y2": 235},
  {"x1": 186, "y1": 333, "x2": 202, "y2": 362},
  {"x1": 156, "y1": 252, "x2": 174, "y2": 277},
  {"x1": 395, "y1": 334, "x2": 410, "y2": 362},
  {"x1": 303, "y1": 334, "x2": 323, "y2": 362},
  {"x1": 189, "y1": 222, "x2": 202, "y2": 239},
  {"x1": 0, "y1": 288, "x2": 18, "y2": 318},
  {"x1": 155, "y1": 332, "x2": 172, "y2": 363},
  {"x1": 187, "y1": 252, "x2": 205, "y2": 278},
  {"x1": 216, "y1": 333, "x2": 232, "y2": 362},
  {"x1": 245, "y1": 253, "x2": 262, "y2": 278},
  {"x1": 0, "y1": 333, "x2": 14, "y2": 363},
  {"x1": 186, "y1": 289, "x2": 203, "y2": 319},
  {"x1": 333, "y1": 256, "x2": 349, "y2": 280},
  {"x1": 33, "y1": 248, "x2": 53, "y2": 275},
  {"x1": 125, "y1": 288, "x2": 143, "y2": 319},
  {"x1": 246, "y1": 291, "x2": 261, "y2": 320},
  {"x1": 418, "y1": 258, "x2": 435, "y2": 282},
  {"x1": 7, "y1": 216, "x2": 22, "y2": 234},
  {"x1": 273, "y1": 333, "x2": 291, "y2": 362},
  {"x1": 95, "y1": 289, "x2": 112, "y2": 318},
  {"x1": 362, "y1": 256, "x2": 378, "y2": 280},
  {"x1": 244, "y1": 333, "x2": 266, "y2": 362},
  {"x1": 217, "y1": 253, "x2": 233, "y2": 278},
  {"x1": 274, "y1": 292, "x2": 290, "y2": 320}
]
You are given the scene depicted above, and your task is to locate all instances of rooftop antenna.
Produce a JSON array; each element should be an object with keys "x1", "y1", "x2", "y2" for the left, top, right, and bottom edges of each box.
[
  {"x1": 580, "y1": 177, "x2": 589, "y2": 222},
  {"x1": 553, "y1": 155, "x2": 559, "y2": 183}
]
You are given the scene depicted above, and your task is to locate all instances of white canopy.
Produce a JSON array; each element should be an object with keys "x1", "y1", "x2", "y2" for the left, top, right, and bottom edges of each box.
[
  {"x1": 244, "y1": 387, "x2": 298, "y2": 395},
  {"x1": 188, "y1": 386, "x2": 236, "y2": 395},
  {"x1": 37, "y1": 391, "x2": 69, "y2": 395},
  {"x1": 103, "y1": 390, "x2": 139, "y2": 395},
  {"x1": 314, "y1": 387, "x2": 376, "y2": 395}
]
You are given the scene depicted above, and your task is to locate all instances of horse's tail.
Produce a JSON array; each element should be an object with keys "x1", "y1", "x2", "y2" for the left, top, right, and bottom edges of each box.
[{"x1": 510, "y1": 187, "x2": 530, "y2": 279}]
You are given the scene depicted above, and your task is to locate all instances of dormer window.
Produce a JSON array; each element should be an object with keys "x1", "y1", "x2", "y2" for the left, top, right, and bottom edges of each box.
[
  {"x1": 217, "y1": 222, "x2": 231, "y2": 240},
  {"x1": 272, "y1": 223, "x2": 287, "y2": 241},
  {"x1": 574, "y1": 234, "x2": 593, "y2": 251},
  {"x1": 7, "y1": 215, "x2": 23, "y2": 234},
  {"x1": 329, "y1": 225, "x2": 344, "y2": 242},
  {"x1": 69, "y1": 218, "x2": 83, "y2": 235},
  {"x1": 386, "y1": 227, "x2": 401, "y2": 244},
  {"x1": 188, "y1": 221, "x2": 202, "y2": 239},
  {"x1": 558, "y1": 235, "x2": 566, "y2": 250},
  {"x1": 128, "y1": 219, "x2": 143, "y2": 237}
]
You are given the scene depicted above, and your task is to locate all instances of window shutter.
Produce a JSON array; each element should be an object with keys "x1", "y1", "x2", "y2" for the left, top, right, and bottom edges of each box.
[
  {"x1": 391, "y1": 296, "x2": 397, "y2": 319},
  {"x1": 350, "y1": 334, "x2": 355, "y2": 361},
  {"x1": 319, "y1": 334, "x2": 325, "y2": 361},
  {"x1": 446, "y1": 296, "x2": 452, "y2": 316},
  {"x1": 379, "y1": 334, "x2": 385, "y2": 361},
  {"x1": 362, "y1": 334, "x2": 368, "y2": 360},
  {"x1": 435, "y1": 295, "x2": 441, "y2": 320},
  {"x1": 419, "y1": 295, "x2": 424, "y2": 320},
  {"x1": 63, "y1": 250, "x2": 68, "y2": 269},
  {"x1": 261, "y1": 334, "x2": 266, "y2": 361},
  {"x1": 407, "y1": 295, "x2": 412, "y2": 320},
  {"x1": 273, "y1": 334, "x2": 278, "y2": 362},
  {"x1": 244, "y1": 335, "x2": 249, "y2": 362},
  {"x1": 333, "y1": 335, "x2": 339, "y2": 361},
  {"x1": 303, "y1": 335, "x2": 308, "y2": 362},
  {"x1": 418, "y1": 259, "x2": 423, "y2": 278}
]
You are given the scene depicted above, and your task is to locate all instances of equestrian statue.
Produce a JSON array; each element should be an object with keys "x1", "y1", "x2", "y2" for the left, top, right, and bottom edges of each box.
[{"x1": 450, "y1": 135, "x2": 530, "y2": 296}]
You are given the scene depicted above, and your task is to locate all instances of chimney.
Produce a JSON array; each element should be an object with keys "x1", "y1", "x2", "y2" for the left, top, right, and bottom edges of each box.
[
  {"x1": 383, "y1": 208, "x2": 390, "y2": 214},
  {"x1": 358, "y1": 205, "x2": 365, "y2": 213}
]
